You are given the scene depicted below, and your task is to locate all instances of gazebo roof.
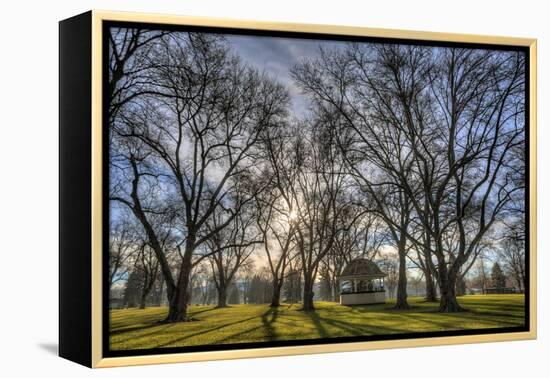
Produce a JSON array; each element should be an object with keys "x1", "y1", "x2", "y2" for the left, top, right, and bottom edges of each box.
[{"x1": 339, "y1": 258, "x2": 387, "y2": 279}]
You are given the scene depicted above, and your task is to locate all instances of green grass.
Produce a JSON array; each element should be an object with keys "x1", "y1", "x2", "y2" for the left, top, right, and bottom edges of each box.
[{"x1": 109, "y1": 294, "x2": 525, "y2": 350}]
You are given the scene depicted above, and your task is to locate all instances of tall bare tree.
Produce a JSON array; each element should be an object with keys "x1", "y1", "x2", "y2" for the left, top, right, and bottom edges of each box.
[
  {"x1": 400, "y1": 48, "x2": 526, "y2": 311},
  {"x1": 289, "y1": 120, "x2": 350, "y2": 311},
  {"x1": 292, "y1": 47, "x2": 418, "y2": 309},
  {"x1": 292, "y1": 43, "x2": 525, "y2": 312},
  {"x1": 109, "y1": 32, "x2": 289, "y2": 321},
  {"x1": 255, "y1": 126, "x2": 301, "y2": 307}
]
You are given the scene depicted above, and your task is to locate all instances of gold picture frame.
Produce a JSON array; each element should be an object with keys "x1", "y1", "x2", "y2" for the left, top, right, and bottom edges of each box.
[{"x1": 59, "y1": 9, "x2": 537, "y2": 368}]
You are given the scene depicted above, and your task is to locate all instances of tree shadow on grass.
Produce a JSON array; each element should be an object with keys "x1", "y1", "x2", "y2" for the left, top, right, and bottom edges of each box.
[
  {"x1": 213, "y1": 306, "x2": 283, "y2": 344},
  {"x1": 110, "y1": 311, "x2": 166, "y2": 328},
  {"x1": 466, "y1": 309, "x2": 525, "y2": 319},
  {"x1": 190, "y1": 307, "x2": 219, "y2": 316},
  {"x1": 304, "y1": 311, "x2": 329, "y2": 338},
  {"x1": 215, "y1": 324, "x2": 265, "y2": 344},
  {"x1": 387, "y1": 311, "x2": 523, "y2": 330},
  {"x1": 153, "y1": 315, "x2": 262, "y2": 348},
  {"x1": 111, "y1": 323, "x2": 180, "y2": 347},
  {"x1": 214, "y1": 307, "x2": 282, "y2": 344},
  {"x1": 462, "y1": 303, "x2": 525, "y2": 311},
  {"x1": 111, "y1": 322, "x2": 171, "y2": 336},
  {"x1": 261, "y1": 306, "x2": 280, "y2": 339},
  {"x1": 304, "y1": 311, "x2": 406, "y2": 338},
  {"x1": 324, "y1": 316, "x2": 406, "y2": 335},
  {"x1": 111, "y1": 307, "x2": 221, "y2": 338}
]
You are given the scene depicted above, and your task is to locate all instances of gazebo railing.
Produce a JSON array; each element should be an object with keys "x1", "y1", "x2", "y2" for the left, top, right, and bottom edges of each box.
[
  {"x1": 339, "y1": 275, "x2": 386, "y2": 296},
  {"x1": 340, "y1": 288, "x2": 386, "y2": 295}
]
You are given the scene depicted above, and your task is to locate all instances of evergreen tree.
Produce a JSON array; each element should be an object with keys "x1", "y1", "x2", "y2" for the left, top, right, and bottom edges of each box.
[{"x1": 491, "y1": 262, "x2": 507, "y2": 288}]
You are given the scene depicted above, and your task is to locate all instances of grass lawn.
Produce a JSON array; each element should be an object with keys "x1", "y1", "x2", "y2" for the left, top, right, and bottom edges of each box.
[{"x1": 109, "y1": 294, "x2": 525, "y2": 351}]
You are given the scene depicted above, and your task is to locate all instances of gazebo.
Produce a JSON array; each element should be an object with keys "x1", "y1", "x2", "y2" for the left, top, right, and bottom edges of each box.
[{"x1": 338, "y1": 258, "x2": 387, "y2": 305}]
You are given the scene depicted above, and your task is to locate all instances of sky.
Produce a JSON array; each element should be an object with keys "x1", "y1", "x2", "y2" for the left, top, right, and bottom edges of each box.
[{"x1": 226, "y1": 34, "x2": 346, "y2": 117}]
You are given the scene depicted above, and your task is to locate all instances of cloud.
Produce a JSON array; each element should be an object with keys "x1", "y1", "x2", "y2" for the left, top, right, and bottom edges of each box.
[{"x1": 226, "y1": 34, "x2": 346, "y2": 117}]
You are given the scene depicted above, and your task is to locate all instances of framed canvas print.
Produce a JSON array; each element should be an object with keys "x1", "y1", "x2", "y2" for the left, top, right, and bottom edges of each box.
[{"x1": 59, "y1": 10, "x2": 537, "y2": 368}]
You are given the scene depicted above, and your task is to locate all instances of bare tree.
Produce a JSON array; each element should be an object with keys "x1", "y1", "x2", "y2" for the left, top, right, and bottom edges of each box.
[
  {"x1": 283, "y1": 262, "x2": 303, "y2": 304},
  {"x1": 292, "y1": 48, "x2": 417, "y2": 309},
  {"x1": 292, "y1": 43, "x2": 525, "y2": 312},
  {"x1": 237, "y1": 262, "x2": 257, "y2": 304},
  {"x1": 108, "y1": 27, "x2": 170, "y2": 119},
  {"x1": 379, "y1": 253, "x2": 399, "y2": 299},
  {"x1": 255, "y1": 192, "x2": 297, "y2": 307},
  {"x1": 321, "y1": 205, "x2": 386, "y2": 301},
  {"x1": 110, "y1": 145, "x2": 182, "y2": 312},
  {"x1": 110, "y1": 32, "x2": 289, "y2": 321},
  {"x1": 254, "y1": 126, "x2": 302, "y2": 306},
  {"x1": 289, "y1": 120, "x2": 350, "y2": 311},
  {"x1": 108, "y1": 215, "x2": 139, "y2": 292},
  {"x1": 498, "y1": 219, "x2": 526, "y2": 292},
  {"x1": 205, "y1": 203, "x2": 259, "y2": 307},
  {"x1": 135, "y1": 242, "x2": 161, "y2": 309},
  {"x1": 401, "y1": 48, "x2": 526, "y2": 311},
  {"x1": 407, "y1": 220, "x2": 438, "y2": 301}
]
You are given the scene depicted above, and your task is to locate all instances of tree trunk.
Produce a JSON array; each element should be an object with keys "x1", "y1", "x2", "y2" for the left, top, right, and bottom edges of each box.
[
  {"x1": 302, "y1": 274, "x2": 315, "y2": 311},
  {"x1": 425, "y1": 274, "x2": 437, "y2": 302},
  {"x1": 438, "y1": 265, "x2": 463, "y2": 312},
  {"x1": 217, "y1": 284, "x2": 228, "y2": 308},
  {"x1": 163, "y1": 244, "x2": 194, "y2": 322},
  {"x1": 423, "y1": 241, "x2": 438, "y2": 301},
  {"x1": 139, "y1": 290, "x2": 147, "y2": 309},
  {"x1": 394, "y1": 238, "x2": 410, "y2": 310},
  {"x1": 270, "y1": 279, "x2": 283, "y2": 307},
  {"x1": 515, "y1": 276, "x2": 523, "y2": 294}
]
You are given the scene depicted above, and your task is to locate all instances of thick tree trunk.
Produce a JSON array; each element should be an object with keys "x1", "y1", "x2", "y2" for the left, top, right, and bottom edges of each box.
[
  {"x1": 423, "y1": 242, "x2": 438, "y2": 302},
  {"x1": 164, "y1": 288, "x2": 189, "y2": 322},
  {"x1": 217, "y1": 284, "x2": 228, "y2": 307},
  {"x1": 139, "y1": 276, "x2": 155, "y2": 309},
  {"x1": 438, "y1": 265, "x2": 463, "y2": 312},
  {"x1": 163, "y1": 244, "x2": 194, "y2": 322},
  {"x1": 394, "y1": 238, "x2": 410, "y2": 310},
  {"x1": 270, "y1": 279, "x2": 283, "y2": 307},
  {"x1": 302, "y1": 274, "x2": 315, "y2": 311}
]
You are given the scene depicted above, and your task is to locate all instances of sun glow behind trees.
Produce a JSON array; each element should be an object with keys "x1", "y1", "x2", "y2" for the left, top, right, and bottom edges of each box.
[{"x1": 108, "y1": 27, "x2": 526, "y2": 321}]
